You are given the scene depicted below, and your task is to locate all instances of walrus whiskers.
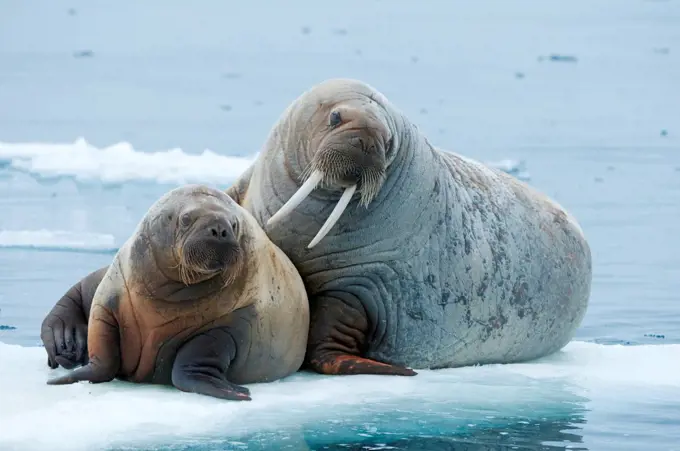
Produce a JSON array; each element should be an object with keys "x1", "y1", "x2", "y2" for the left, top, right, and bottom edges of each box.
[
  {"x1": 174, "y1": 244, "x2": 215, "y2": 286},
  {"x1": 171, "y1": 246, "x2": 194, "y2": 286},
  {"x1": 359, "y1": 167, "x2": 385, "y2": 207},
  {"x1": 220, "y1": 247, "x2": 245, "y2": 289}
]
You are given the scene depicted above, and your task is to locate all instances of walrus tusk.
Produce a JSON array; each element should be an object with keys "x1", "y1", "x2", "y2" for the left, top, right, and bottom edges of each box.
[
  {"x1": 267, "y1": 170, "x2": 324, "y2": 227},
  {"x1": 307, "y1": 183, "x2": 357, "y2": 249}
]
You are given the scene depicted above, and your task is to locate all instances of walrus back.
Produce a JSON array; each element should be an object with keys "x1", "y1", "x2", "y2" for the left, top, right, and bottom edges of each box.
[{"x1": 366, "y1": 145, "x2": 592, "y2": 368}]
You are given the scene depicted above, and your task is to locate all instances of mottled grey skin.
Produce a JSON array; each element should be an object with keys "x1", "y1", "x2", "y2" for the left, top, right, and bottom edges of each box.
[{"x1": 228, "y1": 78, "x2": 592, "y2": 373}]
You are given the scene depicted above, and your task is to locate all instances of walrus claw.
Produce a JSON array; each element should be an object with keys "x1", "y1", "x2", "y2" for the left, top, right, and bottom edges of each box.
[
  {"x1": 41, "y1": 267, "x2": 107, "y2": 370},
  {"x1": 55, "y1": 355, "x2": 86, "y2": 370}
]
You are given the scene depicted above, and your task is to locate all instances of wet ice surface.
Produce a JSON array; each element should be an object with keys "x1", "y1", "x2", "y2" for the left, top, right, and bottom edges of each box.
[
  {"x1": 1, "y1": 340, "x2": 679, "y2": 451},
  {"x1": 1, "y1": 0, "x2": 679, "y2": 449}
]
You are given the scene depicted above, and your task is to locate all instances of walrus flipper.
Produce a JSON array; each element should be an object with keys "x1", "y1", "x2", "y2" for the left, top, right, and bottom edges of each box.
[
  {"x1": 224, "y1": 163, "x2": 254, "y2": 206},
  {"x1": 308, "y1": 350, "x2": 417, "y2": 376},
  {"x1": 41, "y1": 266, "x2": 109, "y2": 369},
  {"x1": 171, "y1": 327, "x2": 252, "y2": 401},
  {"x1": 306, "y1": 295, "x2": 417, "y2": 377},
  {"x1": 46, "y1": 304, "x2": 121, "y2": 385}
]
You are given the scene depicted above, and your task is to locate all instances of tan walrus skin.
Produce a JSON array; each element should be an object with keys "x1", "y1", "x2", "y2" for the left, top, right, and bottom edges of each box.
[
  {"x1": 41, "y1": 78, "x2": 591, "y2": 380},
  {"x1": 44, "y1": 184, "x2": 309, "y2": 401}
]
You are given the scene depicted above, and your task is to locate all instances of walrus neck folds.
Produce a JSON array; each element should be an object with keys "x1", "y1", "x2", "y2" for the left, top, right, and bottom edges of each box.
[{"x1": 267, "y1": 99, "x2": 412, "y2": 248}]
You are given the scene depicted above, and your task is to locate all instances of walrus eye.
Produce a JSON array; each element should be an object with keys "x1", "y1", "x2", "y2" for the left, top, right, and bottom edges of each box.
[
  {"x1": 329, "y1": 111, "x2": 342, "y2": 128},
  {"x1": 180, "y1": 213, "x2": 192, "y2": 228}
]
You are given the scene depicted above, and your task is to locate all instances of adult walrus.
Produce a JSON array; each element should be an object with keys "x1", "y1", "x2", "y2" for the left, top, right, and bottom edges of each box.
[
  {"x1": 226, "y1": 78, "x2": 592, "y2": 376},
  {"x1": 41, "y1": 78, "x2": 591, "y2": 378},
  {"x1": 44, "y1": 184, "x2": 309, "y2": 400}
]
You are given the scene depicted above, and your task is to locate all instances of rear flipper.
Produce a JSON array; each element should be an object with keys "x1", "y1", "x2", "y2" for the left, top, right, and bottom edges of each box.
[
  {"x1": 46, "y1": 304, "x2": 121, "y2": 385},
  {"x1": 308, "y1": 352, "x2": 417, "y2": 376},
  {"x1": 306, "y1": 293, "x2": 417, "y2": 377},
  {"x1": 171, "y1": 327, "x2": 252, "y2": 401}
]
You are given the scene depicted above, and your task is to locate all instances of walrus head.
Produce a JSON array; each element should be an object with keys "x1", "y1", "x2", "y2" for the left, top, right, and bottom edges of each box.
[
  {"x1": 139, "y1": 185, "x2": 246, "y2": 297},
  {"x1": 173, "y1": 196, "x2": 244, "y2": 288},
  {"x1": 267, "y1": 79, "x2": 400, "y2": 248}
]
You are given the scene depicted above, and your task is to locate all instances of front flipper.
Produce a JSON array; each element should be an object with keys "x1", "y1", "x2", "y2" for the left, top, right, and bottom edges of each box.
[
  {"x1": 47, "y1": 304, "x2": 121, "y2": 385},
  {"x1": 41, "y1": 266, "x2": 109, "y2": 369},
  {"x1": 171, "y1": 327, "x2": 251, "y2": 401},
  {"x1": 224, "y1": 163, "x2": 253, "y2": 206},
  {"x1": 306, "y1": 293, "x2": 417, "y2": 377}
]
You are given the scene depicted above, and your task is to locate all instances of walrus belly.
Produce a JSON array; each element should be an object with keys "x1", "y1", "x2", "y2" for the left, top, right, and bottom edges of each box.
[
  {"x1": 364, "y1": 271, "x2": 591, "y2": 370},
  {"x1": 117, "y1": 321, "x2": 205, "y2": 385},
  {"x1": 363, "y1": 194, "x2": 591, "y2": 368},
  {"x1": 114, "y1": 298, "x2": 233, "y2": 385}
]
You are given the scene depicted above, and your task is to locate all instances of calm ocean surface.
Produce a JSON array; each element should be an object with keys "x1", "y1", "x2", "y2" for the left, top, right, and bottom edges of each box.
[{"x1": 0, "y1": 0, "x2": 679, "y2": 450}]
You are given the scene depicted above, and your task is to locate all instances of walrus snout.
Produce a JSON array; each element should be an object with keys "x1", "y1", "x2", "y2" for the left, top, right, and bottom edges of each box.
[
  {"x1": 182, "y1": 216, "x2": 241, "y2": 273},
  {"x1": 202, "y1": 217, "x2": 238, "y2": 257},
  {"x1": 206, "y1": 219, "x2": 232, "y2": 241},
  {"x1": 266, "y1": 109, "x2": 391, "y2": 249}
]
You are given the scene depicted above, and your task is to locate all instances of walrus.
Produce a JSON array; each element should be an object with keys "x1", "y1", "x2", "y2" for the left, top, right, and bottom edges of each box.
[
  {"x1": 41, "y1": 78, "x2": 591, "y2": 378},
  {"x1": 44, "y1": 184, "x2": 309, "y2": 400},
  {"x1": 225, "y1": 78, "x2": 592, "y2": 376}
]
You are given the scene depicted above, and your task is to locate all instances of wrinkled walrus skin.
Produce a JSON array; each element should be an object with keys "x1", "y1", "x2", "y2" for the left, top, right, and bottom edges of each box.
[
  {"x1": 40, "y1": 78, "x2": 591, "y2": 378},
  {"x1": 225, "y1": 78, "x2": 592, "y2": 375},
  {"x1": 44, "y1": 184, "x2": 309, "y2": 400}
]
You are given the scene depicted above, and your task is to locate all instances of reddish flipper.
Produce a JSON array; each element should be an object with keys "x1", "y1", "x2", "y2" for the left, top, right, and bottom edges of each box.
[
  {"x1": 305, "y1": 295, "x2": 418, "y2": 377},
  {"x1": 309, "y1": 352, "x2": 417, "y2": 376}
]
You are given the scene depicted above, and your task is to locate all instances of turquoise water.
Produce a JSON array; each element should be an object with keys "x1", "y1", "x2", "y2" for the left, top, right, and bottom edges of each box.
[{"x1": 1, "y1": 0, "x2": 679, "y2": 450}]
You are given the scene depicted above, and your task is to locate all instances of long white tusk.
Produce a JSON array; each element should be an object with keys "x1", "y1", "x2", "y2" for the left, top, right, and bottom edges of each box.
[
  {"x1": 307, "y1": 184, "x2": 357, "y2": 249},
  {"x1": 267, "y1": 170, "x2": 324, "y2": 227}
]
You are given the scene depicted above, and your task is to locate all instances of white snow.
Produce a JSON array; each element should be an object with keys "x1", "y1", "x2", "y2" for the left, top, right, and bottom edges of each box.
[
  {"x1": 0, "y1": 230, "x2": 117, "y2": 253},
  {"x1": 0, "y1": 138, "x2": 529, "y2": 186},
  {"x1": 0, "y1": 138, "x2": 258, "y2": 186}
]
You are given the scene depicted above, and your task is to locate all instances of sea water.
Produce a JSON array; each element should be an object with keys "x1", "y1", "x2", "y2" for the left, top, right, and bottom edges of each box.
[{"x1": 0, "y1": 0, "x2": 679, "y2": 450}]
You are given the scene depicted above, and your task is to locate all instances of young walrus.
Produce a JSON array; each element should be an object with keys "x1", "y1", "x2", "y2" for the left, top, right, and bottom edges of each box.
[{"x1": 45, "y1": 184, "x2": 309, "y2": 401}]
